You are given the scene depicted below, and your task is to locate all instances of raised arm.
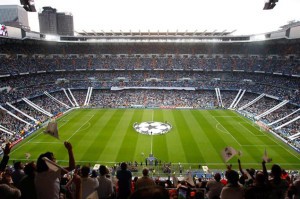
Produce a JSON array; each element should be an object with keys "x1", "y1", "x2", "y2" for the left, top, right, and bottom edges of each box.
[
  {"x1": 262, "y1": 160, "x2": 268, "y2": 181},
  {"x1": 0, "y1": 143, "x2": 11, "y2": 172},
  {"x1": 237, "y1": 159, "x2": 245, "y2": 175},
  {"x1": 64, "y1": 141, "x2": 75, "y2": 173}
]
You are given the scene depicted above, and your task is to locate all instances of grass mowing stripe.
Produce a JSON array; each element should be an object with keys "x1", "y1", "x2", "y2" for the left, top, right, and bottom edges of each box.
[
  {"x1": 165, "y1": 110, "x2": 187, "y2": 163},
  {"x1": 116, "y1": 109, "x2": 141, "y2": 162},
  {"x1": 133, "y1": 109, "x2": 153, "y2": 162},
  {"x1": 231, "y1": 112, "x2": 300, "y2": 162},
  {"x1": 198, "y1": 110, "x2": 240, "y2": 165},
  {"x1": 77, "y1": 109, "x2": 118, "y2": 162},
  {"x1": 240, "y1": 122, "x2": 264, "y2": 136},
  {"x1": 9, "y1": 109, "x2": 300, "y2": 169},
  {"x1": 105, "y1": 110, "x2": 135, "y2": 162},
  {"x1": 173, "y1": 110, "x2": 202, "y2": 163},
  {"x1": 67, "y1": 114, "x2": 95, "y2": 141},
  {"x1": 69, "y1": 109, "x2": 108, "y2": 162},
  {"x1": 152, "y1": 110, "x2": 169, "y2": 161},
  {"x1": 95, "y1": 109, "x2": 128, "y2": 162},
  {"x1": 212, "y1": 111, "x2": 269, "y2": 163},
  {"x1": 223, "y1": 111, "x2": 300, "y2": 165},
  {"x1": 179, "y1": 110, "x2": 207, "y2": 163}
]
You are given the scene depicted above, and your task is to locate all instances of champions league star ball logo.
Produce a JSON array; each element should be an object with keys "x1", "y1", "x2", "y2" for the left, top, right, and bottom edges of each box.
[{"x1": 133, "y1": 121, "x2": 172, "y2": 135}]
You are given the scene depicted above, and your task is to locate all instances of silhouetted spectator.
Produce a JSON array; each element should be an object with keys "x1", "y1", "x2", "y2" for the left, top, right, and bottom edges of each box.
[
  {"x1": 117, "y1": 162, "x2": 132, "y2": 199},
  {"x1": 220, "y1": 169, "x2": 244, "y2": 199},
  {"x1": 19, "y1": 161, "x2": 37, "y2": 199},
  {"x1": 134, "y1": 168, "x2": 156, "y2": 191}
]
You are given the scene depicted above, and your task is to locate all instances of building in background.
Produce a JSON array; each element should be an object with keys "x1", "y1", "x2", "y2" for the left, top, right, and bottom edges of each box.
[
  {"x1": 0, "y1": 5, "x2": 30, "y2": 30},
  {"x1": 57, "y1": 12, "x2": 74, "y2": 36},
  {"x1": 38, "y1": 6, "x2": 74, "y2": 36},
  {"x1": 38, "y1": 7, "x2": 57, "y2": 35}
]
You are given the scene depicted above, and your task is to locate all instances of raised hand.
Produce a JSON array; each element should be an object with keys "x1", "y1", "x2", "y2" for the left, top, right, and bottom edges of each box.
[{"x1": 64, "y1": 141, "x2": 73, "y2": 151}]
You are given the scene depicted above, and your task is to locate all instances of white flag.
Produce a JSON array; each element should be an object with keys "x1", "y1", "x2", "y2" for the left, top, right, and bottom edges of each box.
[
  {"x1": 221, "y1": 146, "x2": 238, "y2": 162},
  {"x1": 263, "y1": 148, "x2": 272, "y2": 163},
  {"x1": 185, "y1": 171, "x2": 195, "y2": 186},
  {"x1": 44, "y1": 121, "x2": 59, "y2": 139},
  {"x1": 42, "y1": 157, "x2": 68, "y2": 173}
]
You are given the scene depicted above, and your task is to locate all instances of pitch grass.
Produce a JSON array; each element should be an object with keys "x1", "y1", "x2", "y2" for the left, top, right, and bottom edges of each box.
[{"x1": 10, "y1": 109, "x2": 300, "y2": 170}]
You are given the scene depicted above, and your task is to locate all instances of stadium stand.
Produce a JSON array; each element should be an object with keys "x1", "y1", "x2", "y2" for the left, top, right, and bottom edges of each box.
[{"x1": 0, "y1": 27, "x2": 299, "y2": 199}]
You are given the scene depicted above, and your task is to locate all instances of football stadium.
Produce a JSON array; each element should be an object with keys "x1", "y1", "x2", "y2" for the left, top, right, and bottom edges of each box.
[{"x1": 0, "y1": 0, "x2": 300, "y2": 198}]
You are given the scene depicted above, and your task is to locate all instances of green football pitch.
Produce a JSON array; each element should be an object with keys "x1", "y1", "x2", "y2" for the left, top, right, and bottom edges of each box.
[{"x1": 9, "y1": 109, "x2": 300, "y2": 170}]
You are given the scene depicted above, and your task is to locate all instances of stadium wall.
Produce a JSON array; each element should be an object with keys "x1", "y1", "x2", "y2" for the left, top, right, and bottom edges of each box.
[
  {"x1": 289, "y1": 26, "x2": 300, "y2": 39},
  {"x1": 6, "y1": 26, "x2": 23, "y2": 39}
]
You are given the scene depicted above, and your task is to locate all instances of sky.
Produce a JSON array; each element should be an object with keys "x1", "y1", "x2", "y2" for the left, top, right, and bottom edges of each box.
[{"x1": 0, "y1": 0, "x2": 300, "y2": 35}]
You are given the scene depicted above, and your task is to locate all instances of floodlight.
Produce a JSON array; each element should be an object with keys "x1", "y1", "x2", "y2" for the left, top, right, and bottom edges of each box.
[
  {"x1": 263, "y1": 0, "x2": 278, "y2": 10},
  {"x1": 45, "y1": 34, "x2": 60, "y2": 41},
  {"x1": 20, "y1": 0, "x2": 36, "y2": 12}
]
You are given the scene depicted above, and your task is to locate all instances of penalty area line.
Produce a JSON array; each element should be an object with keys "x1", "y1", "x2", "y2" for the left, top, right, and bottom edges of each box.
[
  {"x1": 29, "y1": 142, "x2": 61, "y2": 144},
  {"x1": 212, "y1": 116, "x2": 242, "y2": 146},
  {"x1": 10, "y1": 130, "x2": 46, "y2": 155},
  {"x1": 66, "y1": 114, "x2": 95, "y2": 141}
]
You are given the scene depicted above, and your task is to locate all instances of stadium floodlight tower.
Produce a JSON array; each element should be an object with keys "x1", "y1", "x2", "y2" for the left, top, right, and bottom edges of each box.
[
  {"x1": 263, "y1": 0, "x2": 278, "y2": 10},
  {"x1": 20, "y1": 0, "x2": 36, "y2": 12}
]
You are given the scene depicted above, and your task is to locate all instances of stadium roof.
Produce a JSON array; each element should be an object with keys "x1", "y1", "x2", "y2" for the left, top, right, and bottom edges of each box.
[{"x1": 76, "y1": 30, "x2": 236, "y2": 37}]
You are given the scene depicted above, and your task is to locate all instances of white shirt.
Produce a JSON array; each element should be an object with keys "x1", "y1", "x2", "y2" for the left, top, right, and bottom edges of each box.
[
  {"x1": 206, "y1": 180, "x2": 224, "y2": 199},
  {"x1": 97, "y1": 175, "x2": 114, "y2": 199},
  {"x1": 35, "y1": 170, "x2": 61, "y2": 199},
  {"x1": 220, "y1": 184, "x2": 244, "y2": 199},
  {"x1": 81, "y1": 177, "x2": 99, "y2": 199}
]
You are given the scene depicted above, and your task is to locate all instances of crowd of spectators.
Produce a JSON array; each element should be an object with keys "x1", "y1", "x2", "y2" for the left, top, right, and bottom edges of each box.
[
  {"x1": 1, "y1": 141, "x2": 300, "y2": 199},
  {"x1": 0, "y1": 70, "x2": 298, "y2": 105},
  {"x1": 0, "y1": 39, "x2": 300, "y2": 198},
  {"x1": 0, "y1": 55, "x2": 299, "y2": 75},
  {"x1": 1, "y1": 39, "x2": 300, "y2": 56}
]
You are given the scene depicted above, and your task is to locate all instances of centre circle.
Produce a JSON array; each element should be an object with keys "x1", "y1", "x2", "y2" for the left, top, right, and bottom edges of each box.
[{"x1": 133, "y1": 121, "x2": 172, "y2": 135}]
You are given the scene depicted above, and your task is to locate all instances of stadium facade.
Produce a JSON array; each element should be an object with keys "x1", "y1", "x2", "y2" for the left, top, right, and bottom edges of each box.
[
  {"x1": 0, "y1": 22, "x2": 299, "y2": 159},
  {"x1": 0, "y1": 5, "x2": 29, "y2": 30}
]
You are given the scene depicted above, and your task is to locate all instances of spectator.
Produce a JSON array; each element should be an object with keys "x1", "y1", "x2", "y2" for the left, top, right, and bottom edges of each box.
[
  {"x1": 268, "y1": 164, "x2": 289, "y2": 199},
  {"x1": 117, "y1": 162, "x2": 132, "y2": 199},
  {"x1": 134, "y1": 168, "x2": 156, "y2": 191},
  {"x1": 129, "y1": 186, "x2": 169, "y2": 199},
  {"x1": 245, "y1": 171, "x2": 270, "y2": 199},
  {"x1": 19, "y1": 161, "x2": 37, "y2": 199},
  {"x1": 287, "y1": 176, "x2": 300, "y2": 199},
  {"x1": 80, "y1": 165, "x2": 99, "y2": 199},
  {"x1": 206, "y1": 173, "x2": 224, "y2": 199},
  {"x1": 220, "y1": 169, "x2": 244, "y2": 199},
  {"x1": 34, "y1": 141, "x2": 75, "y2": 199},
  {"x1": 11, "y1": 161, "x2": 25, "y2": 187},
  {"x1": 0, "y1": 143, "x2": 10, "y2": 172},
  {"x1": 0, "y1": 183, "x2": 21, "y2": 199},
  {"x1": 97, "y1": 165, "x2": 114, "y2": 199}
]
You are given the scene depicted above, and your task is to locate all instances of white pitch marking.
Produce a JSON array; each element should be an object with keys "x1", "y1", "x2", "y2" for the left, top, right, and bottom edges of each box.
[
  {"x1": 66, "y1": 114, "x2": 95, "y2": 141},
  {"x1": 212, "y1": 116, "x2": 242, "y2": 146}
]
